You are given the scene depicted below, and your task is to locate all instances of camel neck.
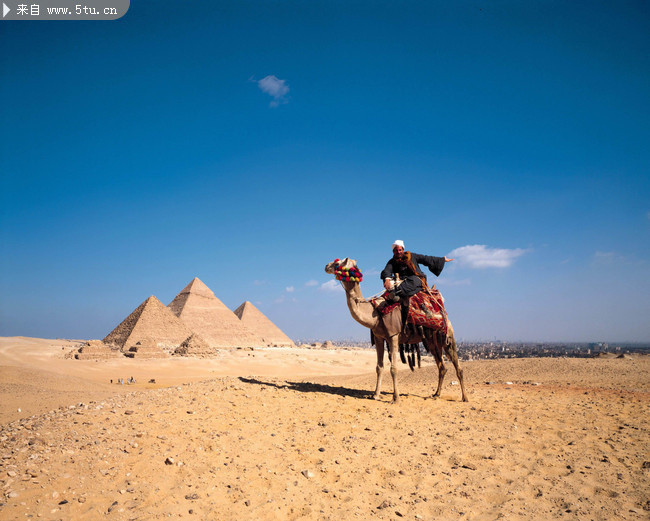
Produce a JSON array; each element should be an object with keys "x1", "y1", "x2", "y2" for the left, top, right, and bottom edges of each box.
[{"x1": 343, "y1": 282, "x2": 378, "y2": 330}]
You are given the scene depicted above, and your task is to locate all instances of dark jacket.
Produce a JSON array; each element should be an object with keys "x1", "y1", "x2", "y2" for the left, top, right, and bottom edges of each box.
[{"x1": 380, "y1": 252, "x2": 446, "y2": 282}]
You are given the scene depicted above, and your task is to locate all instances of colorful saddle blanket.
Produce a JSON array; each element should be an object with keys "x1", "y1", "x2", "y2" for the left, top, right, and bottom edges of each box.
[{"x1": 373, "y1": 289, "x2": 447, "y2": 334}]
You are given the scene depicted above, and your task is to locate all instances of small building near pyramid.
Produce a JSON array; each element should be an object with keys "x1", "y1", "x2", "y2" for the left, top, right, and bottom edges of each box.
[
  {"x1": 103, "y1": 295, "x2": 195, "y2": 353},
  {"x1": 167, "y1": 278, "x2": 265, "y2": 348},
  {"x1": 233, "y1": 301, "x2": 295, "y2": 347}
]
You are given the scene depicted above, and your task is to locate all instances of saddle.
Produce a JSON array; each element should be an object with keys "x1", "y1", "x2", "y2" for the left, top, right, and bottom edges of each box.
[{"x1": 371, "y1": 287, "x2": 447, "y2": 336}]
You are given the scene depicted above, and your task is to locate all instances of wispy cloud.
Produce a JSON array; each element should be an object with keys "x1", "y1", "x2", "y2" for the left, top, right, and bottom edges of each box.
[
  {"x1": 305, "y1": 280, "x2": 319, "y2": 287},
  {"x1": 286, "y1": 286, "x2": 295, "y2": 293},
  {"x1": 593, "y1": 250, "x2": 645, "y2": 267},
  {"x1": 593, "y1": 251, "x2": 621, "y2": 264},
  {"x1": 274, "y1": 295, "x2": 297, "y2": 304},
  {"x1": 256, "y1": 75, "x2": 290, "y2": 107},
  {"x1": 319, "y1": 280, "x2": 344, "y2": 293},
  {"x1": 448, "y1": 244, "x2": 528, "y2": 269}
]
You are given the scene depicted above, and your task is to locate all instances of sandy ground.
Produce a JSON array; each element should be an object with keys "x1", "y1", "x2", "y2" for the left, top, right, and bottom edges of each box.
[{"x1": 1, "y1": 337, "x2": 648, "y2": 520}]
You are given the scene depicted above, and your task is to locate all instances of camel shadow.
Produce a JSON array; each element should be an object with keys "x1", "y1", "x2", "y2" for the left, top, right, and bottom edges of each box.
[
  {"x1": 238, "y1": 377, "x2": 433, "y2": 401},
  {"x1": 238, "y1": 377, "x2": 373, "y2": 400}
]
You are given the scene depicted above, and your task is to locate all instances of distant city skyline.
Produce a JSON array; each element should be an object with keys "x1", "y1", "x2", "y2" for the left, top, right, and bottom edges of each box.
[{"x1": 1, "y1": 1, "x2": 648, "y2": 342}]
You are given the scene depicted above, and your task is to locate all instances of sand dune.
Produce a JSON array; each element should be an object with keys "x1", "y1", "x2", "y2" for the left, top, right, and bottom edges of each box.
[{"x1": 0, "y1": 337, "x2": 648, "y2": 520}]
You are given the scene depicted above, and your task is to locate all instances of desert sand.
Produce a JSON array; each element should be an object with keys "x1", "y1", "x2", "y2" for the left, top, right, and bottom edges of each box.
[{"x1": 1, "y1": 336, "x2": 648, "y2": 520}]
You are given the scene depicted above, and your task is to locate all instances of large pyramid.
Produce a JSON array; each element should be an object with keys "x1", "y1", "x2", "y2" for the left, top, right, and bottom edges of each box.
[
  {"x1": 167, "y1": 278, "x2": 264, "y2": 348},
  {"x1": 103, "y1": 295, "x2": 195, "y2": 351},
  {"x1": 233, "y1": 301, "x2": 295, "y2": 347}
]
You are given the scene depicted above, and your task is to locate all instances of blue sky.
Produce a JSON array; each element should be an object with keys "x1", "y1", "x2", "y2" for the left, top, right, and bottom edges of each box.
[{"x1": 1, "y1": 1, "x2": 648, "y2": 343}]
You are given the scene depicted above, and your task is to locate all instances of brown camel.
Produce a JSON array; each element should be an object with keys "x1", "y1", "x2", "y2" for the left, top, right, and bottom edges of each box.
[{"x1": 325, "y1": 257, "x2": 468, "y2": 403}]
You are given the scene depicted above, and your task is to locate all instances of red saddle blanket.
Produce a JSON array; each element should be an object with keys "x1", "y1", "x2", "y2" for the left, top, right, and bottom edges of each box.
[{"x1": 373, "y1": 289, "x2": 447, "y2": 334}]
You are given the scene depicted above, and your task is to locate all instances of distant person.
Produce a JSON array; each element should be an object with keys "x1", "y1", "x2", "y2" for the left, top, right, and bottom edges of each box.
[{"x1": 381, "y1": 240, "x2": 453, "y2": 301}]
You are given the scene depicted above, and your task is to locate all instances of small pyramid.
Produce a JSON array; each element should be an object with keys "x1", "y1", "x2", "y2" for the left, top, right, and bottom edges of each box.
[
  {"x1": 167, "y1": 278, "x2": 264, "y2": 348},
  {"x1": 174, "y1": 334, "x2": 215, "y2": 357},
  {"x1": 124, "y1": 339, "x2": 169, "y2": 359},
  {"x1": 233, "y1": 301, "x2": 295, "y2": 347},
  {"x1": 103, "y1": 296, "x2": 195, "y2": 352},
  {"x1": 75, "y1": 340, "x2": 122, "y2": 360}
]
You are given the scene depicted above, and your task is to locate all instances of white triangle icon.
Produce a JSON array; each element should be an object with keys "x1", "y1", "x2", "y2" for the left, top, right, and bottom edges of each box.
[{"x1": 3, "y1": 3, "x2": 10, "y2": 17}]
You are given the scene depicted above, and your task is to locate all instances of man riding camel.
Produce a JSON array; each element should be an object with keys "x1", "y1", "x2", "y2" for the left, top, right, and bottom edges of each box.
[{"x1": 381, "y1": 240, "x2": 454, "y2": 302}]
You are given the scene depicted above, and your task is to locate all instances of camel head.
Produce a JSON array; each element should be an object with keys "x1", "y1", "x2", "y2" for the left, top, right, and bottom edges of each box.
[
  {"x1": 324, "y1": 257, "x2": 357, "y2": 275},
  {"x1": 324, "y1": 257, "x2": 364, "y2": 289}
]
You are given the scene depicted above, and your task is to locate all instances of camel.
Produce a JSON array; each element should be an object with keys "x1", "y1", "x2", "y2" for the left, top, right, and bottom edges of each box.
[{"x1": 325, "y1": 257, "x2": 468, "y2": 403}]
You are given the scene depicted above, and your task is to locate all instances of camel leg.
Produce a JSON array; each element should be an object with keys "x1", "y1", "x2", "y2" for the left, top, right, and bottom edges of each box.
[
  {"x1": 443, "y1": 335, "x2": 468, "y2": 402},
  {"x1": 373, "y1": 337, "x2": 385, "y2": 400},
  {"x1": 388, "y1": 335, "x2": 400, "y2": 403},
  {"x1": 425, "y1": 336, "x2": 446, "y2": 398}
]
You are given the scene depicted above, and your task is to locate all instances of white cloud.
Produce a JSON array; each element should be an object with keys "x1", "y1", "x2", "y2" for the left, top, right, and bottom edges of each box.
[
  {"x1": 448, "y1": 244, "x2": 528, "y2": 269},
  {"x1": 319, "y1": 280, "x2": 344, "y2": 293},
  {"x1": 305, "y1": 280, "x2": 319, "y2": 287},
  {"x1": 286, "y1": 286, "x2": 295, "y2": 293},
  {"x1": 256, "y1": 75, "x2": 290, "y2": 107}
]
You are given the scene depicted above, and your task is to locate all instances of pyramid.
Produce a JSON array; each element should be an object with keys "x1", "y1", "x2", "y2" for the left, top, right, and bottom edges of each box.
[
  {"x1": 103, "y1": 295, "x2": 195, "y2": 352},
  {"x1": 167, "y1": 278, "x2": 264, "y2": 348},
  {"x1": 173, "y1": 333, "x2": 215, "y2": 357},
  {"x1": 124, "y1": 339, "x2": 169, "y2": 359},
  {"x1": 233, "y1": 301, "x2": 295, "y2": 347},
  {"x1": 75, "y1": 340, "x2": 122, "y2": 360}
]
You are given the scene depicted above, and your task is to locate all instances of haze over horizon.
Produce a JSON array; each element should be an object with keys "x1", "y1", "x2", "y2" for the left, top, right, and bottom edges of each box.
[{"x1": 1, "y1": 1, "x2": 648, "y2": 343}]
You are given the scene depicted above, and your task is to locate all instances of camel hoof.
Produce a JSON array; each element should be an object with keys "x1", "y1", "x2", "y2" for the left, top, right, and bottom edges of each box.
[
  {"x1": 372, "y1": 394, "x2": 381, "y2": 401},
  {"x1": 462, "y1": 397, "x2": 469, "y2": 402},
  {"x1": 431, "y1": 393, "x2": 440, "y2": 399},
  {"x1": 391, "y1": 397, "x2": 400, "y2": 404}
]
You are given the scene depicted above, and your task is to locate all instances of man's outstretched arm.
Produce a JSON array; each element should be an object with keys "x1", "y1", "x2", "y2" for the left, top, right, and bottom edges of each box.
[{"x1": 412, "y1": 253, "x2": 453, "y2": 277}]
